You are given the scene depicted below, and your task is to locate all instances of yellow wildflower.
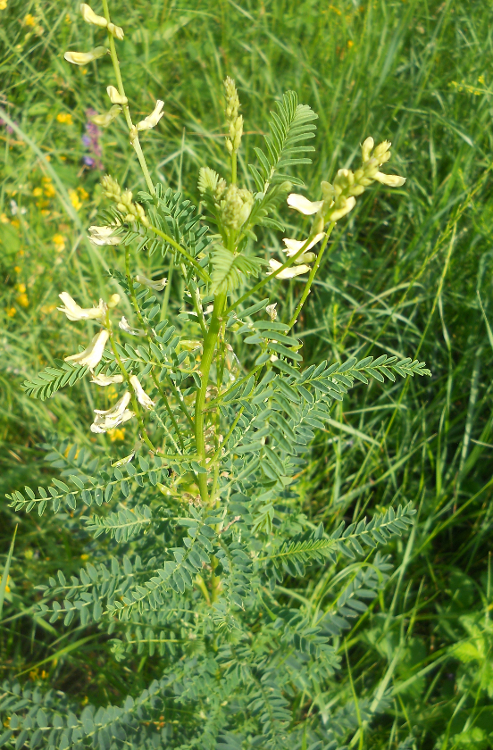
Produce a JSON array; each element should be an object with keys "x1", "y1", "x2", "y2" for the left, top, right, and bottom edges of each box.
[
  {"x1": 0, "y1": 0, "x2": 8, "y2": 10},
  {"x1": 69, "y1": 189, "x2": 82, "y2": 211},
  {"x1": 57, "y1": 112, "x2": 73, "y2": 125},
  {"x1": 53, "y1": 233, "x2": 66, "y2": 251},
  {"x1": 6, "y1": 307, "x2": 16, "y2": 317},
  {"x1": 16, "y1": 283, "x2": 26, "y2": 294},
  {"x1": 14, "y1": 266, "x2": 21, "y2": 273},
  {"x1": 78, "y1": 186, "x2": 89, "y2": 200},
  {"x1": 0, "y1": 213, "x2": 9, "y2": 223},
  {"x1": 43, "y1": 182, "x2": 56, "y2": 198},
  {"x1": 24, "y1": 13, "x2": 36, "y2": 26},
  {"x1": 17, "y1": 293, "x2": 29, "y2": 308},
  {"x1": 41, "y1": 671, "x2": 48, "y2": 679},
  {"x1": 4, "y1": 575, "x2": 10, "y2": 593},
  {"x1": 11, "y1": 219, "x2": 20, "y2": 228},
  {"x1": 108, "y1": 427, "x2": 126, "y2": 441},
  {"x1": 80, "y1": 553, "x2": 89, "y2": 560},
  {"x1": 33, "y1": 186, "x2": 43, "y2": 197}
]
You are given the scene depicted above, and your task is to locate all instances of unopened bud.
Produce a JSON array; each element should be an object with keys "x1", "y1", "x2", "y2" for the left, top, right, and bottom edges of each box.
[
  {"x1": 373, "y1": 140, "x2": 391, "y2": 162},
  {"x1": 107, "y1": 294, "x2": 120, "y2": 308},
  {"x1": 361, "y1": 136, "x2": 374, "y2": 162}
]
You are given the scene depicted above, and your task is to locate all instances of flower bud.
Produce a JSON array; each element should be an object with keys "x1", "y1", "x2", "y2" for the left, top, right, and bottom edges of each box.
[
  {"x1": 64, "y1": 46, "x2": 108, "y2": 66},
  {"x1": 107, "y1": 294, "x2": 120, "y2": 308},
  {"x1": 373, "y1": 140, "x2": 391, "y2": 162},
  {"x1": 107, "y1": 85, "x2": 128, "y2": 105},
  {"x1": 80, "y1": 3, "x2": 107, "y2": 27},
  {"x1": 361, "y1": 136, "x2": 374, "y2": 162}
]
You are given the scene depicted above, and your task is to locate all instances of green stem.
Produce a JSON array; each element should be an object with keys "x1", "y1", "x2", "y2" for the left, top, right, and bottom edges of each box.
[
  {"x1": 287, "y1": 222, "x2": 335, "y2": 330},
  {"x1": 101, "y1": 0, "x2": 155, "y2": 195},
  {"x1": 124, "y1": 247, "x2": 187, "y2": 452},
  {"x1": 107, "y1": 326, "x2": 156, "y2": 453},
  {"x1": 231, "y1": 149, "x2": 237, "y2": 186},
  {"x1": 194, "y1": 292, "x2": 227, "y2": 504},
  {"x1": 160, "y1": 255, "x2": 174, "y2": 321}
]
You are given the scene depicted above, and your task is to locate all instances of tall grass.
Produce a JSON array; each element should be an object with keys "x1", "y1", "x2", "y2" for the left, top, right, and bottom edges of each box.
[{"x1": 1, "y1": 0, "x2": 492, "y2": 746}]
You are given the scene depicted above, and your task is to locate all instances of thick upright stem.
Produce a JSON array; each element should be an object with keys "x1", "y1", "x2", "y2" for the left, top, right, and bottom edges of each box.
[{"x1": 194, "y1": 293, "x2": 227, "y2": 504}]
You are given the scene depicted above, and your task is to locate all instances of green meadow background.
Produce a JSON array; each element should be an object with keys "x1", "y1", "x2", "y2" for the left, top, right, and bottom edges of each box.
[{"x1": 1, "y1": 0, "x2": 492, "y2": 747}]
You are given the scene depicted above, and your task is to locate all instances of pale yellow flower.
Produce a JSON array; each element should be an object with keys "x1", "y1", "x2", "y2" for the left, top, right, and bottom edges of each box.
[
  {"x1": 268, "y1": 259, "x2": 311, "y2": 279},
  {"x1": 89, "y1": 225, "x2": 122, "y2": 246},
  {"x1": 135, "y1": 274, "x2": 167, "y2": 291},
  {"x1": 91, "y1": 392, "x2": 134, "y2": 433},
  {"x1": 90, "y1": 372, "x2": 125, "y2": 387},
  {"x1": 80, "y1": 4, "x2": 107, "y2": 27},
  {"x1": 57, "y1": 292, "x2": 106, "y2": 321},
  {"x1": 130, "y1": 374, "x2": 154, "y2": 410},
  {"x1": 137, "y1": 100, "x2": 164, "y2": 131},
  {"x1": 65, "y1": 329, "x2": 109, "y2": 369},
  {"x1": 281, "y1": 232, "x2": 325, "y2": 257},
  {"x1": 287, "y1": 194, "x2": 324, "y2": 215},
  {"x1": 64, "y1": 47, "x2": 108, "y2": 66},
  {"x1": 107, "y1": 85, "x2": 128, "y2": 105}
]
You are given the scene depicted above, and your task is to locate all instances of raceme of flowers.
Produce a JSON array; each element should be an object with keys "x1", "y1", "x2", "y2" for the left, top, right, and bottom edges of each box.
[
  {"x1": 269, "y1": 137, "x2": 406, "y2": 280},
  {"x1": 58, "y1": 291, "x2": 154, "y2": 433}
]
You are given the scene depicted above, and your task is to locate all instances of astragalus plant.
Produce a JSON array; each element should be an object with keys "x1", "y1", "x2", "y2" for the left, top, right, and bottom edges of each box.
[{"x1": 1, "y1": 3, "x2": 430, "y2": 749}]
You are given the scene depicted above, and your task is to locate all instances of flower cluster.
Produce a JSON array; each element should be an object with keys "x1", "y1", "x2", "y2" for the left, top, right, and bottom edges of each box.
[
  {"x1": 101, "y1": 175, "x2": 149, "y2": 226},
  {"x1": 224, "y1": 77, "x2": 243, "y2": 155},
  {"x1": 58, "y1": 289, "x2": 155, "y2": 433},
  {"x1": 270, "y1": 137, "x2": 406, "y2": 279}
]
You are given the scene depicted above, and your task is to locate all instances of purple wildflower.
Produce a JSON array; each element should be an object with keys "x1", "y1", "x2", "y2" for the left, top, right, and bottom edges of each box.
[{"x1": 82, "y1": 108, "x2": 103, "y2": 170}]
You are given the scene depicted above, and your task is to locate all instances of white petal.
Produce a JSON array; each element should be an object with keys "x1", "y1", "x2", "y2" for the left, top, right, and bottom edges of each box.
[
  {"x1": 88, "y1": 225, "x2": 122, "y2": 245},
  {"x1": 64, "y1": 329, "x2": 109, "y2": 369},
  {"x1": 327, "y1": 196, "x2": 356, "y2": 222},
  {"x1": 106, "y1": 85, "x2": 128, "y2": 105},
  {"x1": 373, "y1": 172, "x2": 406, "y2": 187},
  {"x1": 119, "y1": 316, "x2": 146, "y2": 337},
  {"x1": 90, "y1": 372, "x2": 125, "y2": 386},
  {"x1": 287, "y1": 194, "x2": 324, "y2": 215},
  {"x1": 137, "y1": 100, "x2": 164, "y2": 131},
  {"x1": 269, "y1": 259, "x2": 311, "y2": 279},
  {"x1": 130, "y1": 374, "x2": 155, "y2": 410},
  {"x1": 361, "y1": 136, "x2": 374, "y2": 162},
  {"x1": 135, "y1": 274, "x2": 167, "y2": 291},
  {"x1": 64, "y1": 47, "x2": 108, "y2": 65},
  {"x1": 57, "y1": 292, "x2": 106, "y2": 321},
  {"x1": 282, "y1": 232, "x2": 325, "y2": 257},
  {"x1": 94, "y1": 391, "x2": 132, "y2": 417}
]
